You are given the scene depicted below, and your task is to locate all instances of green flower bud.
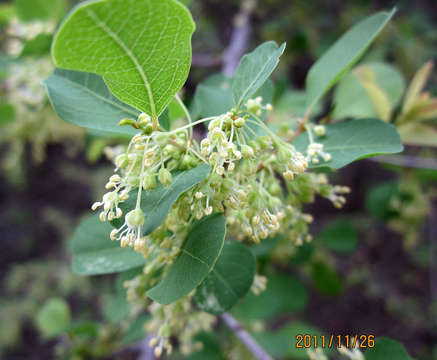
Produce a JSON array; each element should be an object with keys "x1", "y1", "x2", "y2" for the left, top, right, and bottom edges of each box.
[
  {"x1": 142, "y1": 172, "x2": 157, "y2": 190},
  {"x1": 241, "y1": 145, "x2": 254, "y2": 158},
  {"x1": 155, "y1": 132, "x2": 168, "y2": 145},
  {"x1": 143, "y1": 123, "x2": 153, "y2": 135},
  {"x1": 126, "y1": 208, "x2": 145, "y2": 227},
  {"x1": 222, "y1": 178, "x2": 233, "y2": 192},
  {"x1": 256, "y1": 136, "x2": 271, "y2": 149},
  {"x1": 115, "y1": 154, "x2": 128, "y2": 169},
  {"x1": 118, "y1": 118, "x2": 137, "y2": 127},
  {"x1": 138, "y1": 113, "x2": 151, "y2": 127},
  {"x1": 158, "y1": 168, "x2": 172, "y2": 186},
  {"x1": 158, "y1": 323, "x2": 171, "y2": 338},
  {"x1": 234, "y1": 117, "x2": 245, "y2": 128}
]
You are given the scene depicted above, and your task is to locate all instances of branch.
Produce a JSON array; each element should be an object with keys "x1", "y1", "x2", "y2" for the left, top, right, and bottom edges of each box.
[
  {"x1": 368, "y1": 154, "x2": 437, "y2": 170},
  {"x1": 220, "y1": 313, "x2": 273, "y2": 360},
  {"x1": 222, "y1": 0, "x2": 257, "y2": 76}
]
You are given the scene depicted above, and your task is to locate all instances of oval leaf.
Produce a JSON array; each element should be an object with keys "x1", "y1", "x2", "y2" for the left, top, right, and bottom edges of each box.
[
  {"x1": 232, "y1": 41, "x2": 285, "y2": 109},
  {"x1": 112, "y1": 163, "x2": 211, "y2": 235},
  {"x1": 316, "y1": 218, "x2": 359, "y2": 254},
  {"x1": 306, "y1": 9, "x2": 395, "y2": 110},
  {"x1": 293, "y1": 118, "x2": 403, "y2": 169},
  {"x1": 72, "y1": 214, "x2": 147, "y2": 275},
  {"x1": 147, "y1": 213, "x2": 226, "y2": 305},
  {"x1": 52, "y1": 0, "x2": 195, "y2": 119},
  {"x1": 44, "y1": 69, "x2": 139, "y2": 136},
  {"x1": 36, "y1": 298, "x2": 71, "y2": 339},
  {"x1": 194, "y1": 241, "x2": 255, "y2": 314}
]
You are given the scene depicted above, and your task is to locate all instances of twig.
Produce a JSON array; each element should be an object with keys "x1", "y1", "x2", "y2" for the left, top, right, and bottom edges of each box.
[
  {"x1": 222, "y1": 0, "x2": 257, "y2": 76},
  {"x1": 368, "y1": 154, "x2": 437, "y2": 170},
  {"x1": 220, "y1": 313, "x2": 273, "y2": 360}
]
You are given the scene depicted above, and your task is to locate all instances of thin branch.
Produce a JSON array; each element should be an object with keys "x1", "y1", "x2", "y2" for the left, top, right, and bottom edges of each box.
[
  {"x1": 222, "y1": 0, "x2": 257, "y2": 76},
  {"x1": 220, "y1": 313, "x2": 273, "y2": 360},
  {"x1": 368, "y1": 154, "x2": 437, "y2": 170}
]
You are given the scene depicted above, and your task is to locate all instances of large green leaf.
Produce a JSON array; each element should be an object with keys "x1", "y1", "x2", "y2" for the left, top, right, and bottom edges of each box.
[
  {"x1": 333, "y1": 63, "x2": 405, "y2": 120},
  {"x1": 232, "y1": 41, "x2": 285, "y2": 109},
  {"x1": 293, "y1": 118, "x2": 403, "y2": 169},
  {"x1": 306, "y1": 9, "x2": 395, "y2": 111},
  {"x1": 14, "y1": 0, "x2": 66, "y2": 21},
  {"x1": 45, "y1": 69, "x2": 139, "y2": 136},
  {"x1": 366, "y1": 337, "x2": 411, "y2": 360},
  {"x1": 112, "y1": 164, "x2": 211, "y2": 235},
  {"x1": 147, "y1": 213, "x2": 226, "y2": 305},
  {"x1": 52, "y1": 0, "x2": 195, "y2": 119},
  {"x1": 72, "y1": 215, "x2": 147, "y2": 275},
  {"x1": 316, "y1": 218, "x2": 359, "y2": 254},
  {"x1": 194, "y1": 241, "x2": 255, "y2": 314}
]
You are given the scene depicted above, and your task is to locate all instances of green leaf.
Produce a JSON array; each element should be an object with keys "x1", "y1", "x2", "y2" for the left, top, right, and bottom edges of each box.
[
  {"x1": 72, "y1": 214, "x2": 147, "y2": 275},
  {"x1": 194, "y1": 241, "x2": 255, "y2": 314},
  {"x1": 44, "y1": 69, "x2": 139, "y2": 136},
  {"x1": 112, "y1": 164, "x2": 211, "y2": 235},
  {"x1": 316, "y1": 218, "x2": 359, "y2": 254},
  {"x1": 20, "y1": 33, "x2": 53, "y2": 57},
  {"x1": 36, "y1": 298, "x2": 71, "y2": 339},
  {"x1": 52, "y1": 0, "x2": 195, "y2": 119},
  {"x1": 366, "y1": 337, "x2": 411, "y2": 360},
  {"x1": 14, "y1": 0, "x2": 66, "y2": 21},
  {"x1": 333, "y1": 63, "x2": 405, "y2": 120},
  {"x1": 275, "y1": 90, "x2": 322, "y2": 119},
  {"x1": 191, "y1": 74, "x2": 234, "y2": 119},
  {"x1": 293, "y1": 118, "x2": 403, "y2": 169},
  {"x1": 232, "y1": 41, "x2": 285, "y2": 109},
  {"x1": 365, "y1": 182, "x2": 398, "y2": 220},
  {"x1": 311, "y1": 262, "x2": 343, "y2": 296},
  {"x1": 306, "y1": 9, "x2": 395, "y2": 110},
  {"x1": 233, "y1": 273, "x2": 308, "y2": 320},
  {"x1": 147, "y1": 213, "x2": 226, "y2": 305}
]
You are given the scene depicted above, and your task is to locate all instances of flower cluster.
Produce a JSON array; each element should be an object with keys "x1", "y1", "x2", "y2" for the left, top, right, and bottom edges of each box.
[
  {"x1": 90, "y1": 95, "x2": 351, "y2": 356},
  {"x1": 146, "y1": 295, "x2": 216, "y2": 357}
]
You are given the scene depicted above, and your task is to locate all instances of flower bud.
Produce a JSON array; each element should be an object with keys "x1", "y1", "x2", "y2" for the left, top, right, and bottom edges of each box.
[
  {"x1": 158, "y1": 168, "x2": 172, "y2": 186},
  {"x1": 234, "y1": 117, "x2": 245, "y2": 128},
  {"x1": 126, "y1": 208, "x2": 145, "y2": 227},
  {"x1": 142, "y1": 172, "x2": 157, "y2": 190},
  {"x1": 115, "y1": 154, "x2": 128, "y2": 169},
  {"x1": 118, "y1": 118, "x2": 137, "y2": 127},
  {"x1": 314, "y1": 125, "x2": 326, "y2": 137},
  {"x1": 241, "y1": 145, "x2": 254, "y2": 158},
  {"x1": 138, "y1": 113, "x2": 151, "y2": 126}
]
